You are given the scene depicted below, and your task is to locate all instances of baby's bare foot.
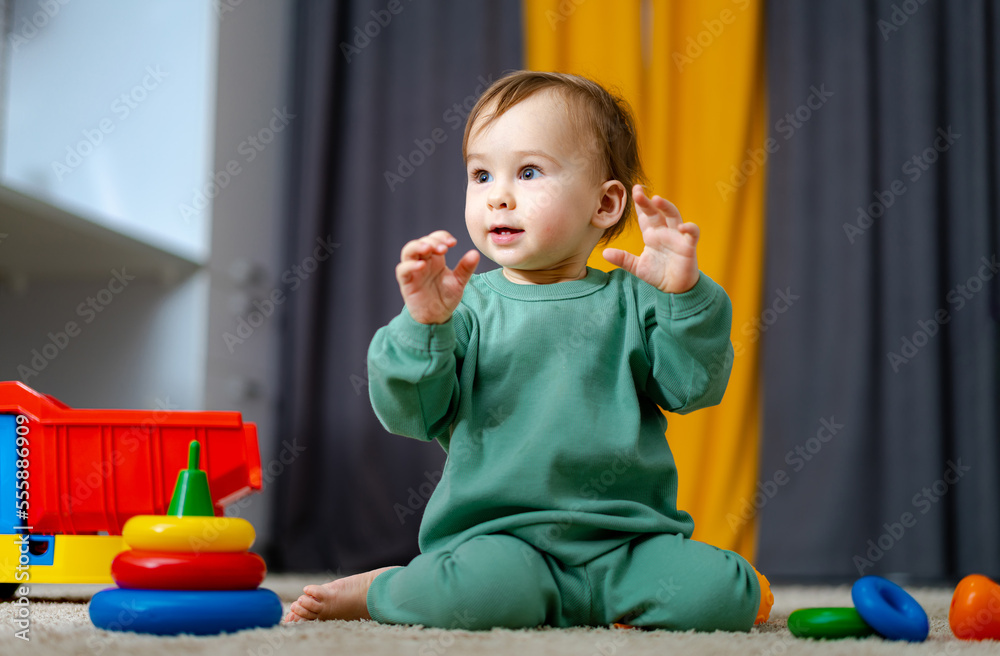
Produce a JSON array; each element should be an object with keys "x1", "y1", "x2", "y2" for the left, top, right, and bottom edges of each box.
[{"x1": 284, "y1": 567, "x2": 398, "y2": 623}]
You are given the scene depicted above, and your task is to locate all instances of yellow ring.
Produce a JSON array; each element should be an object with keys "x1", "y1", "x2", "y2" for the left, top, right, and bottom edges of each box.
[{"x1": 122, "y1": 516, "x2": 255, "y2": 553}]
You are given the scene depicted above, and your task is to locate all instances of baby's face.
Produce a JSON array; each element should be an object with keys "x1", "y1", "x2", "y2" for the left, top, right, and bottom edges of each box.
[{"x1": 464, "y1": 91, "x2": 610, "y2": 282}]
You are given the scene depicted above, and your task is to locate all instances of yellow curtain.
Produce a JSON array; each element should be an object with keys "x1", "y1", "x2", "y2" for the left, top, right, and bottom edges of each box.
[{"x1": 525, "y1": 0, "x2": 767, "y2": 561}]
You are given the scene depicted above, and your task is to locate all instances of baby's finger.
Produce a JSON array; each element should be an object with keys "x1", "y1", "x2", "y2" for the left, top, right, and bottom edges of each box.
[
  {"x1": 395, "y1": 259, "x2": 427, "y2": 285},
  {"x1": 452, "y1": 249, "x2": 480, "y2": 285},
  {"x1": 425, "y1": 229, "x2": 457, "y2": 243},
  {"x1": 400, "y1": 239, "x2": 430, "y2": 261},
  {"x1": 603, "y1": 247, "x2": 639, "y2": 275},
  {"x1": 400, "y1": 239, "x2": 442, "y2": 261},
  {"x1": 418, "y1": 230, "x2": 458, "y2": 255},
  {"x1": 633, "y1": 185, "x2": 656, "y2": 215},
  {"x1": 633, "y1": 186, "x2": 668, "y2": 227},
  {"x1": 400, "y1": 232, "x2": 457, "y2": 261},
  {"x1": 677, "y1": 221, "x2": 701, "y2": 245},
  {"x1": 652, "y1": 196, "x2": 684, "y2": 230},
  {"x1": 633, "y1": 184, "x2": 649, "y2": 206}
]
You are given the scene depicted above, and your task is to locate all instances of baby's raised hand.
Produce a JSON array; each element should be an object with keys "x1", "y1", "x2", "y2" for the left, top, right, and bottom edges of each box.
[
  {"x1": 603, "y1": 185, "x2": 700, "y2": 294},
  {"x1": 396, "y1": 230, "x2": 480, "y2": 324}
]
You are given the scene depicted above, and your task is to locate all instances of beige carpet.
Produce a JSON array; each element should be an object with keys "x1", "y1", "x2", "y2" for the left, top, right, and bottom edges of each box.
[{"x1": 1, "y1": 576, "x2": 995, "y2": 655}]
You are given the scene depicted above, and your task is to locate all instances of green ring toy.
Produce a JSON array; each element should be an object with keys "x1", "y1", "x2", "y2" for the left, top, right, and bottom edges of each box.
[{"x1": 788, "y1": 607, "x2": 876, "y2": 639}]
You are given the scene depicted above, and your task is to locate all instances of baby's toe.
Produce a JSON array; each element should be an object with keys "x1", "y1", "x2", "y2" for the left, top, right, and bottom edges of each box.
[
  {"x1": 287, "y1": 600, "x2": 319, "y2": 621},
  {"x1": 302, "y1": 584, "x2": 330, "y2": 600},
  {"x1": 296, "y1": 595, "x2": 324, "y2": 614}
]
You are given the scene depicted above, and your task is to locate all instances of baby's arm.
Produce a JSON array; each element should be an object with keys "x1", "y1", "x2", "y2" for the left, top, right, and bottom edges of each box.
[
  {"x1": 641, "y1": 275, "x2": 734, "y2": 413},
  {"x1": 367, "y1": 231, "x2": 479, "y2": 440},
  {"x1": 604, "y1": 185, "x2": 733, "y2": 412}
]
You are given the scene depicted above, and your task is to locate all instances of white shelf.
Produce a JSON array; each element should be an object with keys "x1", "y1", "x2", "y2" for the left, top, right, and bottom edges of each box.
[
  {"x1": 0, "y1": 184, "x2": 200, "y2": 283},
  {"x1": 0, "y1": 0, "x2": 217, "y2": 269}
]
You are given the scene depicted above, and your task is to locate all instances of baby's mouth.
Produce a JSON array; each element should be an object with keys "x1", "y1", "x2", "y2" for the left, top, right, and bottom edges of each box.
[
  {"x1": 490, "y1": 226, "x2": 524, "y2": 236},
  {"x1": 488, "y1": 225, "x2": 525, "y2": 245}
]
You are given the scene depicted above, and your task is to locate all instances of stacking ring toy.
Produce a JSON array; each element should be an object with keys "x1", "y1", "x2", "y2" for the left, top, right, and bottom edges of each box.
[
  {"x1": 787, "y1": 608, "x2": 875, "y2": 639},
  {"x1": 112, "y1": 550, "x2": 267, "y2": 590},
  {"x1": 123, "y1": 515, "x2": 255, "y2": 552},
  {"x1": 89, "y1": 588, "x2": 281, "y2": 636},
  {"x1": 949, "y1": 574, "x2": 1000, "y2": 640},
  {"x1": 852, "y1": 576, "x2": 928, "y2": 642}
]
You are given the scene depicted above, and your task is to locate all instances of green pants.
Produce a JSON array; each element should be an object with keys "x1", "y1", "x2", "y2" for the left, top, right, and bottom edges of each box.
[{"x1": 367, "y1": 532, "x2": 760, "y2": 631}]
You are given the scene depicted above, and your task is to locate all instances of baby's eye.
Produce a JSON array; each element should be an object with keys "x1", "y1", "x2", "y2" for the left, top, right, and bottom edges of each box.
[
  {"x1": 519, "y1": 167, "x2": 541, "y2": 181},
  {"x1": 472, "y1": 170, "x2": 493, "y2": 184}
]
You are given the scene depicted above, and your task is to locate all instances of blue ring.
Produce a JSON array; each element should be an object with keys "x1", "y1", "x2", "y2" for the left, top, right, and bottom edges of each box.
[
  {"x1": 90, "y1": 588, "x2": 282, "y2": 636},
  {"x1": 851, "y1": 576, "x2": 928, "y2": 642}
]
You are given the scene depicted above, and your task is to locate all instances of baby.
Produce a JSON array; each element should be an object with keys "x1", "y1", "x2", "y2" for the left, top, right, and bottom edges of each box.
[{"x1": 287, "y1": 70, "x2": 770, "y2": 630}]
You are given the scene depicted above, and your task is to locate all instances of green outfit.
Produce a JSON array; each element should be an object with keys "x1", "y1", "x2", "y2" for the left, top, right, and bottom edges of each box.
[{"x1": 366, "y1": 267, "x2": 758, "y2": 630}]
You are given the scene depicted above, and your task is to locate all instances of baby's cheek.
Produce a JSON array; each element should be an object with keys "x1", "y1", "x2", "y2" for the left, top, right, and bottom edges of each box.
[{"x1": 536, "y1": 222, "x2": 563, "y2": 247}]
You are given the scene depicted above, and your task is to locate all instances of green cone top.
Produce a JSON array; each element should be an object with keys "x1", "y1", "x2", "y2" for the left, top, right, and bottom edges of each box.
[{"x1": 167, "y1": 440, "x2": 215, "y2": 517}]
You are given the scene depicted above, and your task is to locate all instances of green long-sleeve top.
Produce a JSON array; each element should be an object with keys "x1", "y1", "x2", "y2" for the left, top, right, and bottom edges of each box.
[{"x1": 368, "y1": 266, "x2": 734, "y2": 566}]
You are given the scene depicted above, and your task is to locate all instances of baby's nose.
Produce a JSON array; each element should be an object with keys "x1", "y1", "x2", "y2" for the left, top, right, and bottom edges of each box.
[{"x1": 488, "y1": 191, "x2": 515, "y2": 210}]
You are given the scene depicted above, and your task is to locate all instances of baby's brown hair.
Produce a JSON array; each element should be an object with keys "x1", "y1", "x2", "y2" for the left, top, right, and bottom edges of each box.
[{"x1": 462, "y1": 70, "x2": 646, "y2": 246}]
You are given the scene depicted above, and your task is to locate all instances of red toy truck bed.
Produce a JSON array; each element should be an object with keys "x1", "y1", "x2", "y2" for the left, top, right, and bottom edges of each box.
[{"x1": 0, "y1": 381, "x2": 262, "y2": 590}]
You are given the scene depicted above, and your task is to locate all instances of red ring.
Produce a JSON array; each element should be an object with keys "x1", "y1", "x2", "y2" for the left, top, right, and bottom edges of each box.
[{"x1": 112, "y1": 550, "x2": 267, "y2": 590}]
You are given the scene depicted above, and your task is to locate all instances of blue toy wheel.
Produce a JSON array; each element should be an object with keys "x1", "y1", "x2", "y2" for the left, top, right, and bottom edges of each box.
[
  {"x1": 89, "y1": 587, "x2": 282, "y2": 636},
  {"x1": 851, "y1": 576, "x2": 928, "y2": 642}
]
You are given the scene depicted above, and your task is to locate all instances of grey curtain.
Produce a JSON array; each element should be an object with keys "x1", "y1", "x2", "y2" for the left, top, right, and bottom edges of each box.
[
  {"x1": 758, "y1": 0, "x2": 1000, "y2": 582},
  {"x1": 269, "y1": 0, "x2": 520, "y2": 574}
]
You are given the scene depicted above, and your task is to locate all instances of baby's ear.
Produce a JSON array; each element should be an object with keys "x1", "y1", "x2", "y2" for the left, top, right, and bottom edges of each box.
[{"x1": 593, "y1": 180, "x2": 626, "y2": 229}]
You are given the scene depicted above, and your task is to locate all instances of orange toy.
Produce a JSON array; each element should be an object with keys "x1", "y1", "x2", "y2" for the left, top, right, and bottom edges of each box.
[
  {"x1": 753, "y1": 566, "x2": 774, "y2": 625},
  {"x1": 950, "y1": 574, "x2": 1000, "y2": 640}
]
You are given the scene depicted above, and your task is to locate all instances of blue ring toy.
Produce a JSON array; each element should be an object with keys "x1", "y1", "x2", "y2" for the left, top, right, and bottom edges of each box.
[
  {"x1": 851, "y1": 576, "x2": 928, "y2": 642},
  {"x1": 90, "y1": 587, "x2": 282, "y2": 636}
]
